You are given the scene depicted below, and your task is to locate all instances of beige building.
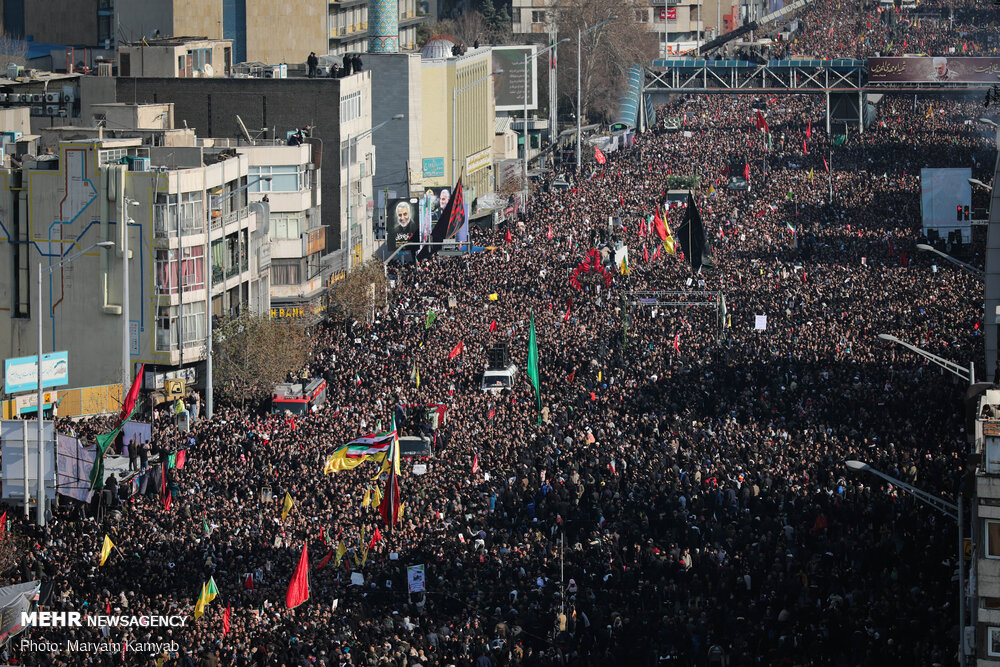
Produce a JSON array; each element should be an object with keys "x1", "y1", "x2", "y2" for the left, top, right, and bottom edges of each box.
[
  {"x1": 113, "y1": 0, "x2": 426, "y2": 65},
  {"x1": 419, "y1": 38, "x2": 494, "y2": 202},
  {"x1": 118, "y1": 38, "x2": 233, "y2": 78},
  {"x1": 512, "y1": 0, "x2": 740, "y2": 53}
]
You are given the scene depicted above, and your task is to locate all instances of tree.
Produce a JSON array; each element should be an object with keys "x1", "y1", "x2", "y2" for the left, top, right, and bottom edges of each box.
[
  {"x1": 0, "y1": 32, "x2": 28, "y2": 68},
  {"x1": 212, "y1": 312, "x2": 309, "y2": 407},
  {"x1": 554, "y1": 0, "x2": 657, "y2": 129},
  {"x1": 329, "y1": 259, "x2": 388, "y2": 325}
]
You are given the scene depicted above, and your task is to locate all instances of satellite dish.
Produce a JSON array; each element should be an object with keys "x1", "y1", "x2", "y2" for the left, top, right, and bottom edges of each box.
[
  {"x1": 235, "y1": 114, "x2": 254, "y2": 145},
  {"x1": 203, "y1": 63, "x2": 214, "y2": 77}
]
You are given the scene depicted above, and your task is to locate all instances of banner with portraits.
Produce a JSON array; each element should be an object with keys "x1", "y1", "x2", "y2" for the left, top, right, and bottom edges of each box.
[{"x1": 388, "y1": 198, "x2": 419, "y2": 251}]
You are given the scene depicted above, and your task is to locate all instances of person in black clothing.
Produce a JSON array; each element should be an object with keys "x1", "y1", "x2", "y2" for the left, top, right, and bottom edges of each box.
[{"x1": 307, "y1": 51, "x2": 318, "y2": 78}]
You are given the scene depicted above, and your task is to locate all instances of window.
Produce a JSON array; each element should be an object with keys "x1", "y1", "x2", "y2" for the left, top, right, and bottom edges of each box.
[
  {"x1": 988, "y1": 520, "x2": 1000, "y2": 558},
  {"x1": 270, "y1": 212, "x2": 303, "y2": 240},
  {"x1": 990, "y1": 627, "x2": 1000, "y2": 658},
  {"x1": 635, "y1": 9, "x2": 647, "y2": 22},
  {"x1": 156, "y1": 303, "x2": 206, "y2": 351},
  {"x1": 154, "y1": 192, "x2": 204, "y2": 237},
  {"x1": 271, "y1": 259, "x2": 302, "y2": 286},
  {"x1": 155, "y1": 247, "x2": 205, "y2": 295},
  {"x1": 340, "y1": 141, "x2": 359, "y2": 166},
  {"x1": 340, "y1": 90, "x2": 362, "y2": 123},
  {"x1": 187, "y1": 48, "x2": 212, "y2": 71},
  {"x1": 250, "y1": 166, "x2": 303, "y2": 192},
  {"x1": 156, "y1": 304, "x2": 177, "y2": 351},
  {"x1": 181, "y1": 302, "x2": 205, "y2": 345},
  {"x1": 512, "y1": 8, "x2": 520, "y2": 23},
  {"x1": 532, "y1": 10, "x2": 546, "y2": 23},
  {"x1": 983, "y1": 598, "x2": 1000, "y2": 610}
]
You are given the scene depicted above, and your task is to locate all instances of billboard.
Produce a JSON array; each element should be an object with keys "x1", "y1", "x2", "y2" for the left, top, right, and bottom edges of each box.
[
  {"x1": 388, "y1": 197, "x2": 419, "y2": 251},
  {"x1": 4, "y1": 352, "x2": 69, "y2": 394},
  {"x1": 869, "y1": 57, "x2": 1000, "y2": 83},
  {"x1": 1, "y1": 420, "x2": 56, "y2": 501},
  {"x1": 921, "y1": 168, "x2": 972, "y2": 243},
  {"x1": 492, "y1": 45, "x2": 538, "y2": 112}
]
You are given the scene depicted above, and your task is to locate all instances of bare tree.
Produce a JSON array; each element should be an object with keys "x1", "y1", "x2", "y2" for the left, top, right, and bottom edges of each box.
[
  {"x1": 554, "y1": 0, "x2": 657, "y2": 126},
  {"x1": 329, "y1": 259, "x2": 388, "y2": 325},
  {"x1": 212, "y1": 313, "x2": 309, "y2": 407},
  {"x1": 0, "y1": 32, "x2": 28, "y2": 69}
]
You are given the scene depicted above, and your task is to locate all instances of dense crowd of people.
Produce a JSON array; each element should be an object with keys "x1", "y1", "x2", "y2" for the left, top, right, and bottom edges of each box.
[{"x1": 2, "y1": 1, "x2": 997, "y2": 664}]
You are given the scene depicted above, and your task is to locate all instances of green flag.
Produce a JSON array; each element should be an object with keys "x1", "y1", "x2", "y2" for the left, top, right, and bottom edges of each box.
[
  {"x1": 88, "y1": 401, "x2": 140, "y2": 491},
  {"x1": 425, "y1": 310, "x2": 437, "y2": 330},
  {"x1": 168, "y1": 453, "x2": 177, "y2": 469},
  {"x1": 832, "y1": 134, "x2": 847, "y2": 146},
  {"x1": 203, "y1": 518, "x2": 212, "y2": 536},
  {"x1": 527, "y1": 312, "x2": 540, "y2": 424}
]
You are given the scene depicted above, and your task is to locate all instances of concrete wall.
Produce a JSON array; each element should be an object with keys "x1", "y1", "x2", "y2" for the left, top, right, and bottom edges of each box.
[
  {"x1": 116, "y1": 0, "x2": 175, "y2": 42},
  {"x1": 24, "y1": 0, "x2": 98, "y2": 45},
  {"x1": 173, "y1": 0, "x2": 225, "y2": 40},
  {"x1": 0, "y1": 107, "x2": 30, "y2": 135},
  {"x1": 367, "y1": 52, "x2": 422, "y2": 199},
  {"x1": 245, "y1": 0, "x2": 325, "y2": 65},
  {"x1": 114, "y1": 74, "x2": 365, "y2": 255}
]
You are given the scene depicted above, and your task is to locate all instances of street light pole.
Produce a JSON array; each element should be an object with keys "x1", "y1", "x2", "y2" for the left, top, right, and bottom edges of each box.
[
  {"x1": 515, "y1": 40, "x2": 568, "y2": 187},
  {"x1": 575, "y1": 16, "x2": 618, "y2": 172},
  {"x1": 36, "y1": 241, "x2": 114, "y2": 526},
  {"x1": 846, "y1": 460, "x2": 965, "y2": 667},
  {"x1": 878, "y1": 333, "x2": 975, "y2": 384},
  {"x1": 915, "y1": 243, "x2": 985, "y2": 279}
]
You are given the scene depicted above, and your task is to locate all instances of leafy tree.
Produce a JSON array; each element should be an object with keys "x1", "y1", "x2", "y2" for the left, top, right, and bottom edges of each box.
[{"x1": 212, "y1": 312, "x2": 309, "y2": 407}]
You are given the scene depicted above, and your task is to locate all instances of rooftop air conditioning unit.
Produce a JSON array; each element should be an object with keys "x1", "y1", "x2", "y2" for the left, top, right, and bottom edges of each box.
[
  {"x1": 45, "y1": 92, "x2": 60, "y2": 103},
  {"x1": 30, "y1": 106, "x2": 43, "y2": 116},
  {"x1": 31, "y1": 93, "x2": 43, "y2": 103},
  {"x1": 45, "y1": 105, "x2": 58, "y2": 116},
  {"x1": 0, "y1": 94, "x2": 8, "y2": 103},
  {"x1": 20, "y1": 94, "x2": 32, "y2": 103}
]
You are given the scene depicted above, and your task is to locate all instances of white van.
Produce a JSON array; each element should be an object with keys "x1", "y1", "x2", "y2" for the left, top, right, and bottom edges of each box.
[{"x1": 481, "y1": 364, "x2": 518, "y2": 394}]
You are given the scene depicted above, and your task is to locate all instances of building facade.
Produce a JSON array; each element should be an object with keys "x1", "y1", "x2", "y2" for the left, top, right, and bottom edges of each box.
[
  {"x1": 0, "y1": 136, "x2": 265, "y2": 394},
  {"x1": 118, "y1": 38, "x2": 233, "y2": 78}
]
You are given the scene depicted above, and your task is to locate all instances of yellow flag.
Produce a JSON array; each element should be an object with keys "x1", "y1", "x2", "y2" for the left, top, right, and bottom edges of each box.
[
  {"x1": 808, "y1": 168, "x2": 814, "y2": 181},
  {"x1": 360, "y1": 524, "x2": 366, "y2": 549},
  {"x1": 399, "y1": 502, "x2": 406, "y2": 519},
  {"x1": 488, "y1": 293, "x2": 498, "y2": 301},
  {"x1": 371, "y1": 484, "x2": 383, "y2": 508},
  {"x1": 663, "y1": 219, "x2": 676, "y2": 255},
  {"x1": 193, "y1": 582, "x2": 207, "y2": 620},
  {"x1": 415, "y1": 366, "x2": 420, "y2": 390},
  {"x1": 620, "y1": 257, "x2": 629, "y2": 276},
  {"x1": 392, "y1": 430, "x2": 401, "y2": 476},
  {"x1": 334, "y1": 541, "x2": 347, "y2": 567},
  {"x1": 597, "y1": 370, "x2": 602, "y2": 382},
  {"x1": 205, "y1": 576, "x2": 219, "y2": 604},
  {"x1": 362, "y1": 487, "x2": 372, "y2": 508},
  {"x1": 281, "y1": 492, "x2": 294, "y2": 520},
  {"x1": 361, "y1": 547, "x2": 369, "y2": 567},
  {"x1": 323, "y1": 455, "x2": 336, "y2": 475},
  {"x1": 99, "y1": 535, "x2": 114, "y2": 566},
  {"x1": 925, "y1": 105, "x2": 932, "y2": 119}
]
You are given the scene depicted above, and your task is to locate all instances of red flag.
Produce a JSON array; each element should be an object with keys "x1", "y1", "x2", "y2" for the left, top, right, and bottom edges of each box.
[
  {"x1": 285, "y1": 542, "x2": 310, "y2": 609},
  {"x1": 595, "y1": 147, "x2": 606, "y2": 164},
  {"x1": 316, "y1": 549, "x2": 334, "y2": 570},
  {"x1": 471, "y1": 453, "x2": 479, "y2": 474},
  {"x1": 488, "y1": 407, "x2": 495, "y2": 420},
  {"x1": 505, "y1": 228, "x2": 513, "y2": 243},
  {"x1": 619, "y1": 194, "x2": 624, "y2": 207},
  {"x1": 164, "y1": 491, "x2": 172, "y2": 512},
  {"x1": 378, "y1": 459, "x2": 401, "y2": 531},
  {"x1": 643, "y1": 245, "x2": 649, "y2": 262},
  {"x1": 0, "y1": 511, "x2": 6, "y2": 541},
  {"x1": 222, "y1": 603, "x2": 231, "y2": 637},
  {"x1": 243, "y1": 573, "x2": 254, "y2": 591},
  {"x1": 106, "y1": 601, "x2": 111, "y2": 614},
  {"x1": 743, "y1": 163, "x2": 750, "y2": 180},
  {"x1": 369, "y1": 526, "x2": 383, "y2": 549},
  {"x1": 823, "y1": 157, "x2": 829, "y2": 173},
  {"x1": 119, "y1": 363, "x2": 145, "y2": 424},
  {"x1": 564, "y1": 298, "x2": 572, "y2": 322},
  {"x1": 754, "y1": 109, "x2": 769, "y2": 133},
  {"x1": 673, "y1": 334, "x2": 680, "y2": 353},
  {"x1": 652, "y1": 205, "x2": 668, "y2": 241},
  {"x1": 546, "y1": 224, "x2": 553, "y2": 240},
  {"x1": 806, "y1": 121, "x2": 812, "y2": 140},
  {"x1": 489, "y1": 319, "x2": 497, "y2": 332},
  {"x1": 803, "y1": 139, "x2": 808, "y2": 154},
  {"x1": 652, "y1": 244, "x2": 661, "y2": 260},
  {"x1": 900, "y1": 251, "x2": 908, "y2": 267},
  {"x1": 175, "y1": 450, "x2": 186, "y2": 470},
  {"x1": 448, "y1": 341, "x2": 464, "y2": 359},
  {"x1": 566, "y1": 369, "x2": 576, "y2": 383}
]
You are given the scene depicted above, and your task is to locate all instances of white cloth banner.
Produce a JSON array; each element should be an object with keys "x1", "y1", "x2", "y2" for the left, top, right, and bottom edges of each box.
[
  {"x1": 754, "y1": 315, "x2": 767, "y2": 330},
  {"x1": 407, "y1": 564, "x2": 426, "y2": 594},
  {"x1": 56, "y1": 434, "x2": 94, "y2": 503}
]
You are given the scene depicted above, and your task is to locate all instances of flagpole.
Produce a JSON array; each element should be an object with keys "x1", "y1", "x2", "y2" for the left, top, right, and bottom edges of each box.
[{"x1": 828, "y1": 150, "x2": 833, "y2": 204}]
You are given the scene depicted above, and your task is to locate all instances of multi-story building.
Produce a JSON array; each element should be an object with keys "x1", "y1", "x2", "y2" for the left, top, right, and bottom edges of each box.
[
  {"x1": 512, "y1": 0, "x2": 741, "y2": 54},
  {"x1": 0, "y1": 135, "x2": 266, "y2": 394},
  {"x1": 110, "y1": 72, "x2": 374, "y2": 268},
  {"x1": 2, "y1": 0, "x2": 116, "y2": 47}
]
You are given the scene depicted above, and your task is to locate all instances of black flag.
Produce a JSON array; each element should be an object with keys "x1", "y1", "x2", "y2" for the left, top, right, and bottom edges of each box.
[
  {"x1": 431, "y1": 176, "x2": 466, "y2": 247},
  {"x1": 674, "y1": 192, "x2": 713, "y2": 272}
]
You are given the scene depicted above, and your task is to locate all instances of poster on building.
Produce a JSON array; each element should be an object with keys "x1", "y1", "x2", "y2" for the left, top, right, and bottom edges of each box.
[
  {"x1": 868, "y1": 57, "x2": 1000, "y2": 83},
  {"x1": 422, "y1": 157, "x2": 445, "y2": 178},
  {"x1": 4, "y1": 351, "x2": 69, "y2": 394},
  {"x1": 407, "y1": 564, "x2": 426, "y2": 593},
  {"x1": 388, "y1": 198, "x2": 419, "y2": 251},
  {"x1": 491, "y1": 46, "x2": 538, "y2": 111}
]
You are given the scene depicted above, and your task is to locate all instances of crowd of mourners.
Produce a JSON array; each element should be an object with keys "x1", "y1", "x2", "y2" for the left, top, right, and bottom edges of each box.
[{"x1": 2, "y1": 2, "x2": 999, "y2": 665}]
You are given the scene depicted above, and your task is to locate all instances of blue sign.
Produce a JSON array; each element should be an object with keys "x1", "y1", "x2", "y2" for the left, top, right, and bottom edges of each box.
[
  {"x1": 4, "y1": 351, "x2": 69, "y2": 394},
  {"x1": 422, "y1": 157, "x2": 445, "y2": 178}
]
